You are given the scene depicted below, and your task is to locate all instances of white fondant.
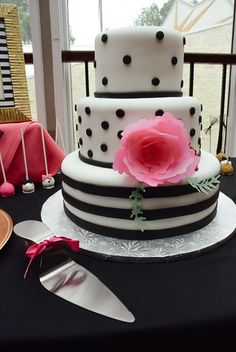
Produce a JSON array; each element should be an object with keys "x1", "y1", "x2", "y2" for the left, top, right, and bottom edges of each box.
[
  {"x1": 77, "y1": 96, "x2": 201, "y2": 163},
  {"x1": 62, "y1": 150, "x2": 220, "y2": 235},
  {"x1": 42, "y1": 177, "x2": 55, "y2": 189},
  {"x1": 62, "y1": 26, "x2": 221, "y2": 238},
  {"x1": 64, "y1": 201, "x2": 217, "y2": 231},
  {"x1": 61, "y1": 150, "x2": 221, "y2": 187},
  {"x1": 22, "y1": 182, "x2": 35, "y2": 194},
  {"x1": 95, "y1": 27, "x2": 184, "y2": 94},
  {"x1": 62, "y1": 182, "x2": 219, "y2": 210}
]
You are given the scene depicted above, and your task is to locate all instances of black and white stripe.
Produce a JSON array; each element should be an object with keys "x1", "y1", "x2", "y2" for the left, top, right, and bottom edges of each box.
[
  {"x1": 61, "y1": 172, "x2": 219, "y2": 240},
  {"x1": 0, "y1": 19, "x2": 14, "y2": 108}
]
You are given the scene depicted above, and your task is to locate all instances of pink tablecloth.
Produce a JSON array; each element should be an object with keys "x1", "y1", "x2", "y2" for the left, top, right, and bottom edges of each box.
[{"x1": 0, "y1": 121, "x2": 65, "y2": 187}]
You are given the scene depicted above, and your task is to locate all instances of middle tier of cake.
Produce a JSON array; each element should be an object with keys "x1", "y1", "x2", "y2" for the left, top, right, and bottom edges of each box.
[{"x1": 76, "y1": 96, "x2": 202, "y2": 167}]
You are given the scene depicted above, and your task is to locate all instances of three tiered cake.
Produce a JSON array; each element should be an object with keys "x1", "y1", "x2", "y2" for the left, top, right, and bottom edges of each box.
[{"x1": 61, "y1": 26, "x2": 220, "y2": 240}]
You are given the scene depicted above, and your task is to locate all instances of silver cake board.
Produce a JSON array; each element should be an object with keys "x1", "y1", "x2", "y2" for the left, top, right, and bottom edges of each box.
[{"x1": 41, "y1": 190, "x2": 236, "y2": 263}]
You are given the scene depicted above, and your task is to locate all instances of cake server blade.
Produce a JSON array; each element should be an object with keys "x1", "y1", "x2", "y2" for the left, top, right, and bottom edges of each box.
[
  {"x1": 14, "y1": 220, "x2": 135, "y2": 323},
  {"x1": 39, "y1": 250, "x2": 135, "y2": 323}
]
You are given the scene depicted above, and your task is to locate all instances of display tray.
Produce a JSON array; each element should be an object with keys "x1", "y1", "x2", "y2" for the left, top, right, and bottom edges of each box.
[
  {"x1": 0, "y1": 209, "x2": 13, "y2": 250},
  {"x1": 41, "y1": 190, "x2": 236, "y2": 263}
]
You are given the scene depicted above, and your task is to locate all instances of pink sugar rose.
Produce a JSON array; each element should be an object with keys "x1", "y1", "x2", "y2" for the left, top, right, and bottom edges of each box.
[{"x1": 113, "y1": 113, "x2": 200, "y2": 187}]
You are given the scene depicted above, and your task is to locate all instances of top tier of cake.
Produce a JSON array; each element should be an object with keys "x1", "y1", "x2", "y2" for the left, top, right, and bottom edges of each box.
[{"x1": 94, "y1": 27, "x2": 185, "y2": 98}]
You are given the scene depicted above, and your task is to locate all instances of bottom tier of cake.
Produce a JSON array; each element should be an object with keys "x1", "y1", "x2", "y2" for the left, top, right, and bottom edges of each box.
[{"x1": 61, "y1": 150, "x2": 220, "y2": 240}]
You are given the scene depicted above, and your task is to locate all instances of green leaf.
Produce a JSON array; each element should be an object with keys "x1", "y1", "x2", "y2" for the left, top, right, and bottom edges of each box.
[
  {"x1": 129, "y1": 185, "x2": 146, "y2": 231},
  {"x1": 187, "y1": 175, "x2": 220, "y2": 194}
]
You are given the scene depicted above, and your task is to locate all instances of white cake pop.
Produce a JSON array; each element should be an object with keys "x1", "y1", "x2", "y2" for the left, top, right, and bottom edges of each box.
[
  {"x1": 42, "y1": 174, "x2": 55, "y2": 189},
  {"x1": 22, "y1": 179, "x2": 35, "y2": 194},
  {"x1": 41, "y1": 125, "x2": 55, "y2": 189},
  {"x1": 20, "y1": 128, "x2": 35, "y2": 194}
]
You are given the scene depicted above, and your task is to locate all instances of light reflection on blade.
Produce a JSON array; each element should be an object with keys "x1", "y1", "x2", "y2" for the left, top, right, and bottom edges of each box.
[{"x1": 40, "y1": 256, "x2": 135, "y2": 323}]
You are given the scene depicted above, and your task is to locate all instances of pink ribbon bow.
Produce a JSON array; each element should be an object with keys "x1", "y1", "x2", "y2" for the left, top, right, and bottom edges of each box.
[
  {"x1": 42, "y1": 174, "x2": 52, "y2": 181},
  {"x1": 24, "y1": 236, "x2": 80, "y2": 279}
]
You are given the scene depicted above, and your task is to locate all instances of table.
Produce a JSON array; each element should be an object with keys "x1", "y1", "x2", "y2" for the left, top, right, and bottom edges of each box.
[{"x1": 1, "y1": 166, "x2": 236, "y2": 350}]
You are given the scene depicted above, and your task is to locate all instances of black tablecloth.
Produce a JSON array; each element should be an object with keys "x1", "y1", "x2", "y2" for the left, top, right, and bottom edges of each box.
[{"x1": 1, "y1": 164, "x2": 236, "y2": 350}]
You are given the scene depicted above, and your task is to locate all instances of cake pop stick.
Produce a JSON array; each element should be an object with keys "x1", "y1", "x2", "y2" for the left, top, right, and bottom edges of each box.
[
  {"x1": 0, "y1": 151, "x2": 15, "y2": 197},
  {"x1": 41, "y1": 125, "x2": 55, "y2": 189},
  {"x1": 56, "y1": 118, "x2": 66, "y2": 154},
  {"x1": 20, "y1": 128, "x2": 35, "y2": 194}
]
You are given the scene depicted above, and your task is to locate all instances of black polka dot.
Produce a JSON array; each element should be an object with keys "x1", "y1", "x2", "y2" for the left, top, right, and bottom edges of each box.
[
  {"x1": 156, "y1": 31, "x2": 164, "y2": 40},
  {"x1": 101, "y1": 34, "x2": 108, "y2": 43},
  {"x1": 86, "y1": 128, "x2": 92, "y2": 137},
  {"x1": 74, "y1": 104, "x2": 77, "y2": 111},
  {"x1": 78, "y1": 115, "x2": 82, "y2": 124},
  {"x1": 199, "y1": 115, "x2": 202, "y2": 124},
  {"x1": 201, "y1": 104, "x2": 203, "y2": 111},
  {"x1": 79, "y1": 138, "x2": 83, "y2": 146},
  {"x1": 200, "y1": 124, "x2": 203, "y2": 131},
  {"x1": 171, "y1": 56, "x2": 178, "y2": 65},
  {"x1": 190, "y1": 107, "x2": 195, "y2": 115},
  {"x1": 190, "y1": 128, "x2": 196, "y2": 137},
  {"x1": 93, "y1": 60, "x2": 96, "y2": 68},
  {"x1": 75, "y1": 124, "x2": 78, "y2": 131},
  {"x1": 198, "y1": 137, "x2": 201, "y2": 145},
  {"x1": 181, "y1": 80, "x2": 184, "y2": 88},
  {"x1": 152, "y1": 77, "x2": 160, "y2": 86},
  {"x1": 123, "y1": 55, "x2": 132, "y2": 65},
  {"x1": 116, "y1": 109, "x2": 125, "y2": 118},
  {"x1": 77, "y1": 142, "x2": 80, "y2": 149},
  {"x1": 85, "y1": 106, "x2": 91, "y2": 115},
  {"x1": 100, "y1": 144, "x2": 108, "y2": 152},
  {"x1": 183, "y1": 37, "x2": 186, "y2": 45},
  {"x1": 117, "y1": 130, "x2": 123, "y2": 139},
  {"x1": 155, "y1": 109, "x2": 164, "y2": 116},
  {"x1": 87, "y1": 150, "x2": 93, "y2": 158},
  {"x1": 102, "y1": 77, "x2": 108, "y2": 86},
  {"x1": 101, "y1": 121, "x2": 109, "y2": 130}
]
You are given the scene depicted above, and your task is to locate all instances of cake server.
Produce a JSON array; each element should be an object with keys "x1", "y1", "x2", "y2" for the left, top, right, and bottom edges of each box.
[{"x1": 14, "y1": 220, "x2": 135, "y2": 323}]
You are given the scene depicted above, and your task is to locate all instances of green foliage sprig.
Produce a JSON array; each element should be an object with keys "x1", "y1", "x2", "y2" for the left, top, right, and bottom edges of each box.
[
  {"x1": 129, "y1": 186, "x2": 146, "y2": 232},
  {"x1": 187, "y1": 175, "x2": 220, "y2": 194}
]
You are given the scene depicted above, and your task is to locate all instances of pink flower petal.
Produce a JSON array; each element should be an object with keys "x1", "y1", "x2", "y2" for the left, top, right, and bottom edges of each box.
[{"x1": 113, "y1": 113, "x2": 200, "y2": 186}]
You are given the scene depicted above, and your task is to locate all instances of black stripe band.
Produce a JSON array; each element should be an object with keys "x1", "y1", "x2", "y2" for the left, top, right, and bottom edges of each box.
[
  {"x1": 79, "y1": 151, "x2": 113, "y2": 168},
  {"x1": 3, "y1": 92, "x2": 13, "y2": 96},
  {"x1": 62, "y1": 188, "x2": 219, "y2": 220},
  {"x1": 61, "y1": 172, "x2": 200, "y2": 198},
  {"x1": 0, "y1": 97, "x2": 13, "y2": 102},
  {"x1": 64, "y1": 203, "x2": 217, "y2": 240},
  {"x1": 94, "y1": 91, "x2": 183, "y2": 98},
  {"x1": 2, "y1": 81, "x2": 12, "y2": 86}
]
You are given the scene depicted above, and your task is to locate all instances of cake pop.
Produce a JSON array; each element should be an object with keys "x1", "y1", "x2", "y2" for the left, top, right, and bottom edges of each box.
[
  {"x1": 0, "y1": 151, "x2": 15, "y2": 197},
  {"x1": 20, "y1": 128, "x2": 35, "y2": 194},
  {"x1": 42, "y1": 174, "x2": 55, "y2": 189},
  {"x1": 41, "y1": 125, "x2": 55, "y2": 189},
  {"x1": 22, "y1": 179, "x2": 35, "y2": 194}
]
